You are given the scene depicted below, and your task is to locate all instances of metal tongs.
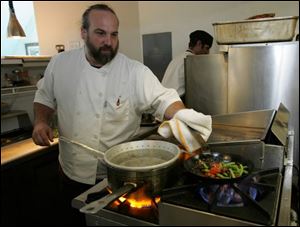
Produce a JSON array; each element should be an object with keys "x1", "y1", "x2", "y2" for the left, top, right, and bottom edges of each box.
[
  {"x1": 188, "y1": 126, "x2": 211, "y2": 154},
  {"x1": 188, "y1": 127, "x2": 232, "y2": 162}
]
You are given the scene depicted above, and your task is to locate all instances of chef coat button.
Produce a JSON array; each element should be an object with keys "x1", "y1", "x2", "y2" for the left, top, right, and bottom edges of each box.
[
  {"x1": 98, "y1": 93, "x2": 102, "y2": 97},
  {"x1": 93, "y1": 135, "x2": 98, "y2": 139},
  {"x1": 95, "y1": 114, "x2": 100, "y2": 118}
]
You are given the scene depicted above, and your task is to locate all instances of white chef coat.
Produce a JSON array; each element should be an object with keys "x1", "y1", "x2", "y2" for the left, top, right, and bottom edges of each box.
[
  {"x1": 34, "y1": 47, "x2": 180, "y2": 185},
  {"x1": 161, "y1": 51, "x2": 193, "y2": 96}
]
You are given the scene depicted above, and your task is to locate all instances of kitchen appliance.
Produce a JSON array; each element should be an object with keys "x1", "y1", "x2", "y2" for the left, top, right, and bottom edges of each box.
[
  {"x1": 184, "y1": 41, "x2": 299, "y2": 172},
  {"x1": 72, "y1": 107, "x2": 294, "y2": 225},
  {"x1": 1, "y1": 110, "x2": 32, "y2": 147}
]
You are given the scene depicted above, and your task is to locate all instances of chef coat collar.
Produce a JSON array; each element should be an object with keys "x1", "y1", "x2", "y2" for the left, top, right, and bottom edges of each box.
[{"x1": 82, "y1": 47, "x2": 113, "y2": 73}]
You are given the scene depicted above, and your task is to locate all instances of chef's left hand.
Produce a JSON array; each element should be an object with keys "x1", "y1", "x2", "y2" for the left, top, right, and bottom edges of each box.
[
  {"x1": 158, "y1": 108, "x2": 212, "y2": 152},
  {"x1": 173, "y1": 109, "x2": 212, "y2": 141}
]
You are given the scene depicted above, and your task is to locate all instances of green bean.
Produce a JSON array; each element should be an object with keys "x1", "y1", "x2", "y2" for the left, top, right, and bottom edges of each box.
[
  {"x1": 202, "y1": 162, "x2": 209, "y2": 169},
  {"x1": 239, "y1": 164, "x2": 244, "y2": 175},
  {"x1": 223, "y1": 162, "x2": 236, "y2": 166},
  {"x1": 216, "y1": 173, "x2": 230, "y2": 179},
  {"x1": 229, "y1": 168, "x2": 236, "y2": 178}
]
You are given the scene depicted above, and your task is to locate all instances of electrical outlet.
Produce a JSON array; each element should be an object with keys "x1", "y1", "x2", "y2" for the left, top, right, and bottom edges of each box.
[{"x1": 69, "y1": 41, "x2": 81, "y2": 50}]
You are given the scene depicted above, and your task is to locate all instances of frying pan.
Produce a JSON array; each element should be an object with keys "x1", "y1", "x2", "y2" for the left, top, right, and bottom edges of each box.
[{"x1": 184, "y1": 152, "x2": 254, "y2": 183}]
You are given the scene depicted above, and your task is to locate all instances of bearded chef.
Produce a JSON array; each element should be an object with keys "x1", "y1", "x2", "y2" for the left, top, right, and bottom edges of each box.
[{"x1": 32, "y1": 3, "x2": 212, "y2": 225}]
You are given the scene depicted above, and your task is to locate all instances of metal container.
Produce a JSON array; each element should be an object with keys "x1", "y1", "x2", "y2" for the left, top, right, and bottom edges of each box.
[
  {"x1": 213, "y1": 16, "x2": 298, "y2": 44},
  {"x1": 104, "y1": 140, "x2": 181, "y2": 194},
  {"x1": 79, "y1": 140, "x2": 181, "y2": 215}
]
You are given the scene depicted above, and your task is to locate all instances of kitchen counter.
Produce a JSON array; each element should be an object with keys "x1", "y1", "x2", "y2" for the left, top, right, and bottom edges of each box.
[
  {"x1": 1, "y1": 138, "x2": 59, "y2": 166},
  {"x1": 1, "y1": 125, "x2": 159, "y2": 166}
]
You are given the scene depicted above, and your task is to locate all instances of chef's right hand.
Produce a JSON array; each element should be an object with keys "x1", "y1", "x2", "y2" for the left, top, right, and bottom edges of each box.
[{"x1": 32, "y1": 122, "x2": 54, "y2": 146}]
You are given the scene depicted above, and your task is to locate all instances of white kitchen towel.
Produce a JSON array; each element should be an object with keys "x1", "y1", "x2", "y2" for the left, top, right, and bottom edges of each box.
[{"x1": 158, "y1": 109, "x2": 212, "y2": 153}]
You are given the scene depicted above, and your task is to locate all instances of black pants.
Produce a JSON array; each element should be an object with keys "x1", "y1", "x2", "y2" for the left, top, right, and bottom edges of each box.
[{"x1": 58, "y1": 165, "x2": 92, "y2": 226}]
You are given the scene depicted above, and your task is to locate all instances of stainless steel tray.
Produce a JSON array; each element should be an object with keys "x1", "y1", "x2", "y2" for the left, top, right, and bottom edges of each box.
[{"x1": 213, "y1": 16, "x2": 299, "y2": 44}]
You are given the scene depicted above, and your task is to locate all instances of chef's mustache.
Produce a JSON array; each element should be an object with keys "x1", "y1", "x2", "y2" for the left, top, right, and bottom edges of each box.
[{"x1": 99, "y1": 45, "x2": 113, "y2": 53}]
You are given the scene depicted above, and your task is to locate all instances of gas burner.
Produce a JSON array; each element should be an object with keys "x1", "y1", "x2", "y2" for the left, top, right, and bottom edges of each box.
[
  {"x1": 106, "y1": 186, "x2": 160, "y2": 224},
  {"x1": 85, "y1": 184, "x2": 160, "y2": 224},
  {"x1": 198, "y1": 184, "x2": 257, "y2": 207},
  {"x1": 159, "y1": 167, "x2": 281, "y2": 225},
  {"x1": 195, "y1": 168, "x2": 279, "y2": 212}
]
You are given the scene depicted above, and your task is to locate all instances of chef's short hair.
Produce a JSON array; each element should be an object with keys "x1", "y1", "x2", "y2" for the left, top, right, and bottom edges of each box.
[
  {"x1": 82, "y1": 4, "x2": 119, "y2": 30},
  {"x1": 189, "y1": 30, "x2": 213, "y2": 48}
]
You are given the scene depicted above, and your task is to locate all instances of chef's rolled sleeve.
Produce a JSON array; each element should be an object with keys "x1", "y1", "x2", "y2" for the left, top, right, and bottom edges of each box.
[
  {"x1": 137, "y1": 67, "x2": 181, "y2": 122},
  {"x1": 34, "y1": 56, "x2": 57, "y2": 110}
]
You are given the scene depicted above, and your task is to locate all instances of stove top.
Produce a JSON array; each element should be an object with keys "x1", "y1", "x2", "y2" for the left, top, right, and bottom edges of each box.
[
  {"x1": 159, "y1": 168, "x2": 282, "y2": 226},
  {"x1": 74, "y1": 166, "x2": 282, "y2": 226},
  {"x1": 72, "y1": 141, "x2": 293, "y2": 226}
]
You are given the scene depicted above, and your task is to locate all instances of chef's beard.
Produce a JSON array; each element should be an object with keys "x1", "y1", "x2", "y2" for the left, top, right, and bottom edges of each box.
[{"x1": 86, "y1": 36, "x2": 119, "y2": 65}]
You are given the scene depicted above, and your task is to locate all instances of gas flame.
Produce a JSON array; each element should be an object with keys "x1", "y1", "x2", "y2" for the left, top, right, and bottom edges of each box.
[
  {"x1": 125, "y1": 187, "x2": 160, "y2": 208},
  {"x1": 107, "y1": 186, "x2": 160, "y2": 209}
]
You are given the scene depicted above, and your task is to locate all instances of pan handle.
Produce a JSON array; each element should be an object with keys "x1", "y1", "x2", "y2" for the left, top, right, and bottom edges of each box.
[
  {"x1": 59, "y1": 136, "x2": 105, "y2": 159},
  {"x1": 79, "y1": 183, "x2": 136, "y2": 214}
]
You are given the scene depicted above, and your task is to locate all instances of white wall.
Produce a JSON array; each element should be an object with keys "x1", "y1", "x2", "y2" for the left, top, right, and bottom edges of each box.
[
  {"x1": 138, "y1": 1, "x2": 299, "y2": 57},
  {"x1": 33, "y1": 1, "x2": 299, "y2": 61},
  {"x1": 33, "y1": 1, "x2": 141, "y2": 61},
  {"x1": 1, "y1": 1, "x2": 39, "y2": 56}
]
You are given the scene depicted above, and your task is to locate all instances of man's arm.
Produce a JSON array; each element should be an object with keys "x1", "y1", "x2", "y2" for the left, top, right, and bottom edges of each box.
[
  {"x1": 163, "y1": 101, "x2": 185, "y2": 120},
  {"x1": 32, "y1": 102, "x2": 55, "y2": 146}
]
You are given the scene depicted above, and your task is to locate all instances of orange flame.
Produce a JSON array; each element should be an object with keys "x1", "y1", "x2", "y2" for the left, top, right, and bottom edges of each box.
[
  {"x1": 107, "y1": 186, "x2": 160, "y2": 209},
  {"x1": 125, "y1": 187, "x2": 160, "y2": 208}
]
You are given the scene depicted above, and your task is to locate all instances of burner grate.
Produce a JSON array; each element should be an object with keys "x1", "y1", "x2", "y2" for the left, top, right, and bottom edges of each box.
[{"x1": 161, "y1": 168, "x2": 282, "y2": 225}]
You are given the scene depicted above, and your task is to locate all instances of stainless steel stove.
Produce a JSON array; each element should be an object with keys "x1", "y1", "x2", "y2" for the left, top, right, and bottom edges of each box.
[{"x1": 72, "y1": 106, "x2": 295, "y2": 226}]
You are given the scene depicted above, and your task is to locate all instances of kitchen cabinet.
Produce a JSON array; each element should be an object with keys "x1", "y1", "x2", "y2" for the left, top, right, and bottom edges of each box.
[{"x1": 1, "y1": 144, "x2": 61, "y2": 225}]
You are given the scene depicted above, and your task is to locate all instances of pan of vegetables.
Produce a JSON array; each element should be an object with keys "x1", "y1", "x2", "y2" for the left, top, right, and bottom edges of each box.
[{"x1": 183, "y1": 151, "x2": 253, "y2": 183}]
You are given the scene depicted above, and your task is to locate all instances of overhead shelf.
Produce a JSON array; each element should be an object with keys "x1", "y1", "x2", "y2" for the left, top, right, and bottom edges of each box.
[
  {"x1": 1, "y1": 56, "x2": 51, "y2": 67},
  {"x1": 1, "y1": 85, "x2": 37, "y2": 97}
]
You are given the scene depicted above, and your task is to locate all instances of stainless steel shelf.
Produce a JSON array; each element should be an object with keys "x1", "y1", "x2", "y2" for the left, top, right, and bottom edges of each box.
[
  {"x1": 1, "y1": 110, "x2": 28, "y2": 119},
  {"x1": 1, "y1": 85, "x2": 37, "y2": 97}
]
